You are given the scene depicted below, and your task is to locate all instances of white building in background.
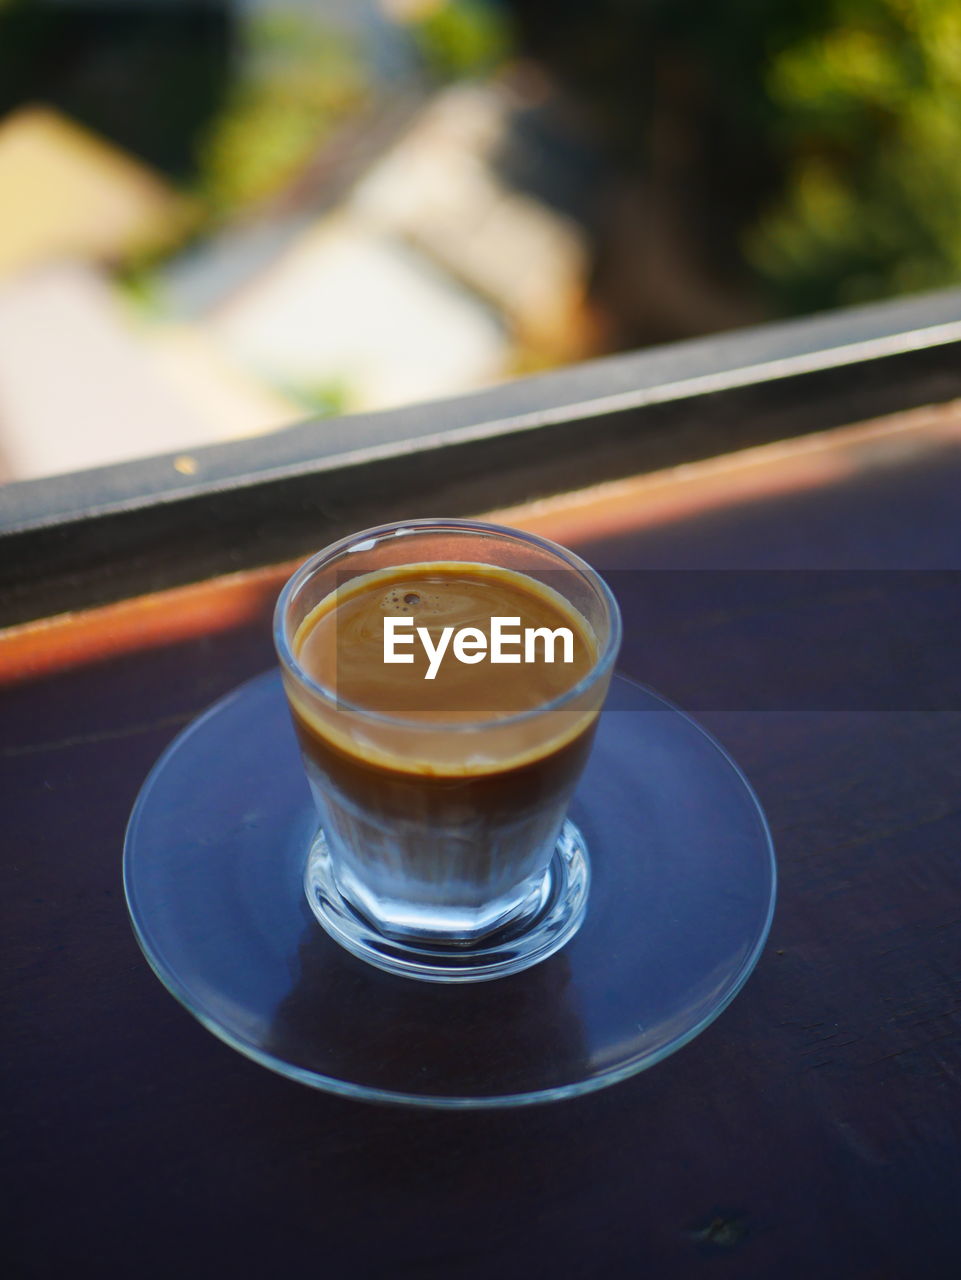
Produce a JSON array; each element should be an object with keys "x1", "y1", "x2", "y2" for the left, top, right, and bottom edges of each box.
[
  {"x1": 207, "y1": 213, "x2": 507, "y2": 412},
  {"x1": 0, "y1": 80, "x2": 596, "y2": 479},
  {"x1": 0, "y1": 263, "x2": 296, "y2": 481},
  {"x1": 0, "y1": 107, "x2": 296, "y2": 482},
  {"x1": 192, "y1": 81, "x2": 594, "y2": 414}
]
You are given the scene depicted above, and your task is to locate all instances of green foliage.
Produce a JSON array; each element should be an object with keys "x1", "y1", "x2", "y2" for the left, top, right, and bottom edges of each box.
[
  {"x1": 746, "y1": 0, "x2": 961, "y2": 310},
  {"x1": 412, "y1": 0, "x2": 512, "y2": 81},
  {"x1": 279, "y1": 377, "x2": 352, "y2": 418},
  {"x1": 114, "y1": 265, "x2": 168, "y2": 318},
  {"x1": 512, "y1": 0, "x2": 960, "y2": 316},
  {"x1": 194, "y1": 13, "x2": 367, "y2": 220}
]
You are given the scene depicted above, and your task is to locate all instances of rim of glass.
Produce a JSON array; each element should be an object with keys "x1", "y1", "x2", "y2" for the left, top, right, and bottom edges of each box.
[{"x1": 273, "y1": 517, "x2": 622, "y2": 734}]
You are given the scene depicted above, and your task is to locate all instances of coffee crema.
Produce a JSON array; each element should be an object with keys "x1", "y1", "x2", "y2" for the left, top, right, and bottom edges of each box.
[
  {"x1": 288, "y1": 562, "x2": 600, "y2": 778},
  {"x1": 295, "y1": 562, "x2": 596, "y2": 715}
]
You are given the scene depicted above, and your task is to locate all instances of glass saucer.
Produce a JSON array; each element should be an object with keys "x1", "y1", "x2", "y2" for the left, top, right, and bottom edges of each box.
[{"x1": 124, "y1": 671, "x2": 776, "y2": 1109}]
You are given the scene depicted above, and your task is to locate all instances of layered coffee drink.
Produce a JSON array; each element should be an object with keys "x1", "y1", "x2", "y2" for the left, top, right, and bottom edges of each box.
[{"x1": 285, "y1": 563, "x2": 602, "y2": 941}]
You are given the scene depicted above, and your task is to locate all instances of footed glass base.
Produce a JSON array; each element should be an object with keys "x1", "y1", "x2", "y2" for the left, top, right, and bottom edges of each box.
[
  {"x1": 305, "y1": 819, "x2": 590, "y2": 983},
  {"x1": 124, "y1": 670, "x2": 776, "y2": 1109}
]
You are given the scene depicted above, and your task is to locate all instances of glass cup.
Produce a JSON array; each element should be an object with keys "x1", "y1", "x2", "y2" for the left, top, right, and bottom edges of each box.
[{"x1": 274, "y1": 518, "x2": 622, "y2": 981}]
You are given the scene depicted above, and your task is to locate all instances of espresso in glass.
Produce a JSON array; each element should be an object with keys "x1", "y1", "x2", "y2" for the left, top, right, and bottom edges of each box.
[{"x1": 274, "y1": 521, "x2": 621, "y2": 976}]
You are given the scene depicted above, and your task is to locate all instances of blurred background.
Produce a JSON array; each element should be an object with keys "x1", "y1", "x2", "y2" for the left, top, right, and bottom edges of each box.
[{"x1": 0, "y1": 0, "x2": 958, "y2": 482}]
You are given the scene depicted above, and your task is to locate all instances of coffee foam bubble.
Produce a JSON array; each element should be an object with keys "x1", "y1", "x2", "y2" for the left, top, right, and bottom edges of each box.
[{"x1": 380, "y1": 586, "x2": 444, "y2": 616}]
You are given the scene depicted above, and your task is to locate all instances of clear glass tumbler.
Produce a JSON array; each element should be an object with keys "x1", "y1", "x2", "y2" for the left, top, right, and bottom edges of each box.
[{"x1": 274, "y1": 518, "x2": 621, "y2": 981}]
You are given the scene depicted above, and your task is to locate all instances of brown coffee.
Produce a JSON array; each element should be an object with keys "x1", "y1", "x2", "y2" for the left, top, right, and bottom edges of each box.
[
  {"x1": 286, "y1": 563, "x2": 603, "y2": 940},
  {"x1": 295, "y1": 561, "x2": 596, "y2": 724}
]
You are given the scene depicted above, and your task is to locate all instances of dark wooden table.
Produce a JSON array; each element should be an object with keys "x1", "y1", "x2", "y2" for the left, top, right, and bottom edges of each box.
[{"x1": 4, "y1": 405, "x2": 960, "y2": 1280}]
